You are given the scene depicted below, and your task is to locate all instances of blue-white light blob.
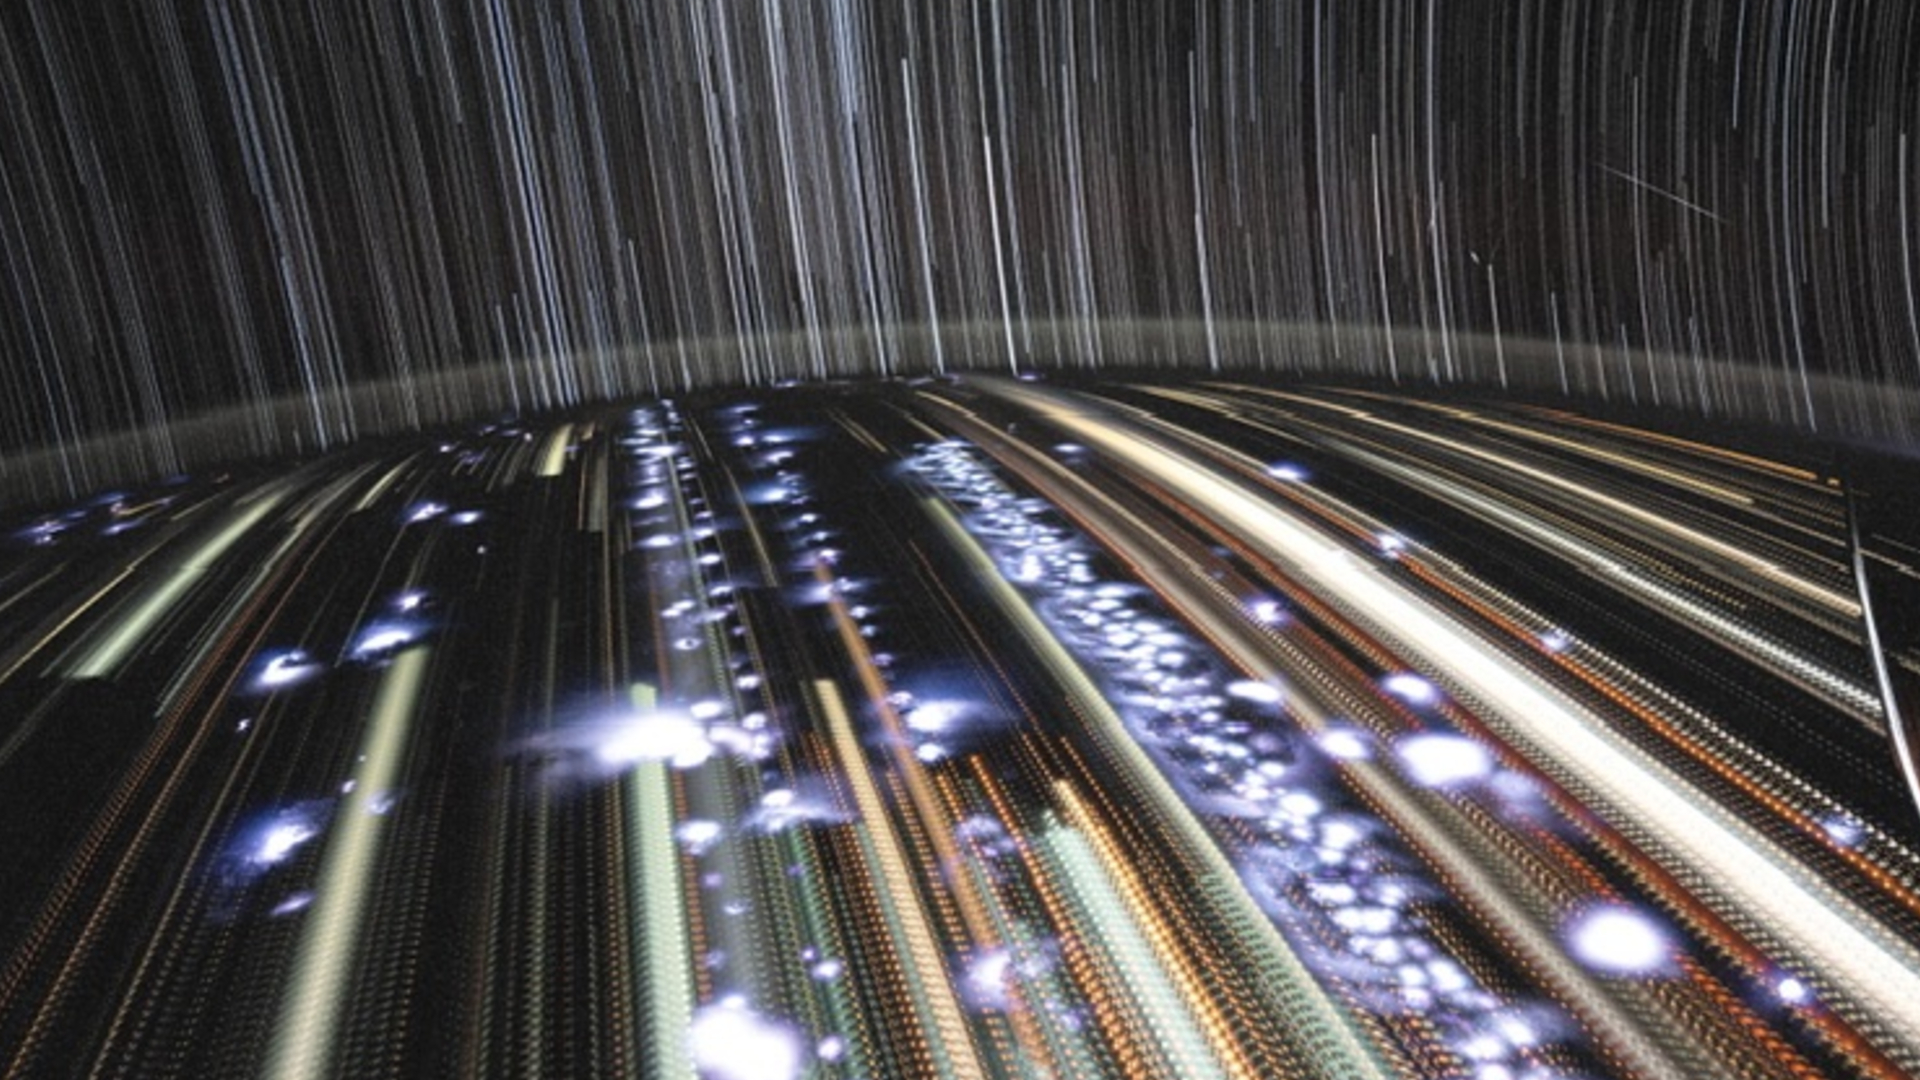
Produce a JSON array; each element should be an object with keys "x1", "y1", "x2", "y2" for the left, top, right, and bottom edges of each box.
[
  {"x1": 1381, "y1": 672, "x2": 1440, "y2": 706},
  {"x1": 687, "y1": 998, "x2": 803, "y2": 1080},
  {"x1": 1395, "y1": 733, "x2": 1494, "y2": 788},
  {"x1": 1317, "y1": 727, "x2": 1373, "y2": 761},
  {"x1": 1563, "y1": 904, "x2": 1673, "y2": 977},
  {"x1": 252, "y1": 649, "x2": 322, "y2": 692},
  {"x1": 349, "y1": 621, "x2": 424, "y2": 662}
]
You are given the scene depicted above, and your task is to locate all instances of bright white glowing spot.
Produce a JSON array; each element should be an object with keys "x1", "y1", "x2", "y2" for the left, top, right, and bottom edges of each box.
[
  {"x1": 594, "y1": 711, "x2": 714, "y2": 770},
  {"x1": 906, "y1": 701, "x2": 965, "y2": 734},
  {"x1": 816, "y1": 1035, "x2": 846, "y2": 1062},
  {"x1": 351, "y1": 623, "x2": 420, "y2": 660},
  {"x1": 1396, "y1": 734, "x2": 1493, "y2": 787},
  {"x1": 915, "y1": 743, "x2": 947, "y2": 763},
  {"x1": 1249, "y1": 598, "x2": 1286, "y2": 624},
  {"x1": 1539, "y1": 629, "x2": 1571, "y2": 653},
  {"x1": 255, "y1": 820, "x2": 319, "y2": 865},
  {"x1": 1318, "y1": 728, "x2": 1371, "y2": 760},
  {"x1": 255, "y1": 650, "x2": 321, "y2": 690},
  {"x1": 1377, "y1": 532, "x2": 1406, "y2": 554},
  {"x1": 963, "y1": 949, "x2": 1014, "y2": 1009},
  {"x1": 633, "y1": 492, "x2": 668, "y2": 510},
  {"x1": 689, "y1": 700, "x2": 728, "y2": 721},
  {"x1": 1776, "y1": 976, "x2": 1810, "y2": 1004},
  {"x1": 809, "y1": 958, "x2": 844, "y2": 981},
  {"x1": 450, "y1": 510, "x2": 484, "y2": 526},
  {"x1": 1564, "y1": 905, "x2": 1672, "y2": 976},
  {"x1": 1320, "y1": 819, "x2": 1364, "y2": 850},
  {"x1": 271, "y1": 892, "x2": 314, "y2": 917},
  {"x1": 395, "y1": 591, "x2": 427, "y2": 612},
  {"x1": 405, "y1": 501, "x2": 446, "y2": 524},
  {"x1": 675, "y1": 819, "x2": 724, "y2": 856},
  {"x1": 1381, "y1": 672, "x2": 1439, "y2": 706},
  {"x1": 1493, "y1": 1013, "x2": 1538, "y2": 1047},
  {"x1": 1266, "y1": 462, "x2": 1308, "y2": 481},
  {"x1": 746, "y1": 787, "x2": 850, "y2": 834},
  {"x1": 687, "y1": 999, "x2": 802, "y2": 1080},
  {"x1": 1227, "y1": 680, "x2": 1284, "y2": 705},
  {"x1": 1821, "y1": 814, "x2": 1863, "y2": 847}
]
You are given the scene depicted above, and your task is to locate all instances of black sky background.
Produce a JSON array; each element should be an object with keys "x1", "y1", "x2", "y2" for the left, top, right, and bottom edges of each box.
[{"x1": 4, "y1": 1, "x2": 1919, "y2": 458}]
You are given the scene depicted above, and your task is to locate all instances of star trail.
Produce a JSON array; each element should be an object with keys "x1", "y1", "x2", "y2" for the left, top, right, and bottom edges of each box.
[{"x1": 4, "y1": 2, "x2": 1920, "y2": 502}]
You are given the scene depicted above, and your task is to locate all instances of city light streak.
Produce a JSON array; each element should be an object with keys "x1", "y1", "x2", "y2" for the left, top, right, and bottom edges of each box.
[
  {"x1": 265, "y1": 646, "x2": 428, "y2": 1080},
  {"x1": 982, "y1": 378, "x2": 1920, "y2": 1063},
  {"x1": 4, "y1": 381, "x2": 1918, "y2": 1078}
]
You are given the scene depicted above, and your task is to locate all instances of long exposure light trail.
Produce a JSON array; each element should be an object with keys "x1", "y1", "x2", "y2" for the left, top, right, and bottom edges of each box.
[
  {"x1": 266, "y1": 646, "x2": 429, "y2": 1080},
  {"x1": 3, "y1": 378, "x2": 1917, "y2": 1078},
  {"x1": 974, "y1": 378, "x2": 1920, "y2": 1064}
]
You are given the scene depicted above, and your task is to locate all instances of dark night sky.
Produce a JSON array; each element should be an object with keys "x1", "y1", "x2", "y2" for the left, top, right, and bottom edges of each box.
[{"x1": 4, "y1": 1, "x2": 1919, "y2": 463}]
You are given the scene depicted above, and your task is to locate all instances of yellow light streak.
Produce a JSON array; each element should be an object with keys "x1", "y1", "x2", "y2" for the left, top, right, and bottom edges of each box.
[
  {"x1": 266, "y1": 646, "x2": 429, "y2": 1080},
  {"x1": 992, "y1": 381, "x2": 1920, "y2": 1061}
]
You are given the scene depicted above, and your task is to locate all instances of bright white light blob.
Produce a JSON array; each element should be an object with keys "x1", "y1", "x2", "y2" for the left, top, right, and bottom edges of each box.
[
  {"x1": 745, "y1": 786, "x2": 851, "y2": 834},
  {"x1": 1318, "y1": 727, "x2": 1372, "y2": 760},
  {"x1": 1227, "y1": 680, "x2": 1284, "y2": 705},
  {"x1": 593, "y1": 711, "x2": 715, "y2": 770},
  {"x1": 963, "y1": 949, "x2": 1014, "y2": 1010},
  {"x1": 254, "y1": 650, "x2": 322, "y2": 691},
  {"x1": 270, "y1": 891, "x2": 314, "y2": 917},
  {"x1": 1563, "y1": 905, "x2": 1673, "y2": 977},
  {"x1": 350, "y1": 622, "x2": 422, "y2": 661},
  {"x1": 257, "y1": 822, "x2": 316, "y2": 864},
  {"x1": 905, "y1": 700, "x2": 965, "y2": 734},
  {"x1": 1395, "y1": 734, "x2": 1494, "y2": 787},
  {"x1": 1381, "y1": 672, "x2": 1439, "y2": 706},
  {"x1": 687, "y1": 998, "x2": 803, "y2": 1080},
  {"x1": 1775, "y1": 975, "x2": 1811, "y2": 1004},
  {"x1": 1821, "y1": 814, "x2": 1864, "y2": 848},
  {"x1": 404, "y1": 501, "x2": 446, "y2": 524},
  {"x1": 745, "y1": 483, "x2": 796, "y2": 506},
  {"x1": 1248, "y1": 598, "x2": 1287, "y2": 625},
  {"x1": 675, "y1": 819, "x2": 724, "y2": 856},
  {"x1": 1266, "y1": 462, "x2": 1308, "y2": 481},
  {"x1": 249, "y1": 811, "x2": 322, "y2": 866}
]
